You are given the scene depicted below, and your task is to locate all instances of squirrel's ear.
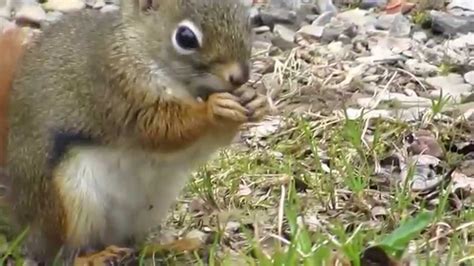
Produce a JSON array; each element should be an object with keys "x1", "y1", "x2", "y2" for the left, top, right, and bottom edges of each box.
[{"x1": 121, "y1": 0, "x2": 160, "y2": 16}]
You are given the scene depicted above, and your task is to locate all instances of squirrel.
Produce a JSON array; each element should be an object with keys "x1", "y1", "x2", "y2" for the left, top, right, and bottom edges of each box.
[{"x1": 0, "y1": 0, "x2": 268, "y2": 264}]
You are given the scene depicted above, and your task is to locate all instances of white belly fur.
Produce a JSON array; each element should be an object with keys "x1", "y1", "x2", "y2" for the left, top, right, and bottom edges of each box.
[{"x1": 54, "y1": 134, "x2": 234, "y2": 248}]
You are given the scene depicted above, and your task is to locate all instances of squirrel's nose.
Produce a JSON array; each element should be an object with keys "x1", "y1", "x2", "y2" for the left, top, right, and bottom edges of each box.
[{"x1": 225, "y1": 62, "x2": 250, "y2": 88}]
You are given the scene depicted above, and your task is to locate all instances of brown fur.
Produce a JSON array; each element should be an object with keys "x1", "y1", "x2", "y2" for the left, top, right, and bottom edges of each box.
[
  {"x1": 1, "y1": 0, "x2": 265, "y2": 264},
  {"x1": 0, "y1": 27, "x2": 25, "y2": 166}
]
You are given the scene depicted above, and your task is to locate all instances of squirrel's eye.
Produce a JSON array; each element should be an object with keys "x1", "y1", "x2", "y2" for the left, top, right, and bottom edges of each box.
[
  {"x1": 176, "y1": 26, "x2": 199, "y2": 49},
  {"x1": 172, "y1": 20, "x2": 202, "y2": 55}
]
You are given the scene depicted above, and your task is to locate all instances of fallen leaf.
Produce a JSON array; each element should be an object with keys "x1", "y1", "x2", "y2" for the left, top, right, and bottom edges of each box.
[
  {"x1": 404, "y1": 131, "x2": 444, "y2": 159},
  {"x1": 371, "y1": 206, "x2": 389, "y2": 220},
  {"x1": 237, "y1": 183, "x2": 252, "y2": 197},
  {"x1": 452, "y1": 171, "x2": 474, "y2": 198}
]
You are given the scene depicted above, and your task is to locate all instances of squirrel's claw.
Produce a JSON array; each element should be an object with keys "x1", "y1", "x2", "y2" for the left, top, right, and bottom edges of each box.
[
  {"x1": 73, "y1": 245, "x2": 134, "y2": 266},
  {"x1": 208, "y1": 92, "x2": 249, "y2": 123},
  {"x1": 232, "y1": 86, "x2": 269, "y2": 122},
  {"x1": 243, "y1": 93, "x2": 269, "y2": 122},
  {"x1": 233, "y1": 86, "x2": 257, "y2": 105}
]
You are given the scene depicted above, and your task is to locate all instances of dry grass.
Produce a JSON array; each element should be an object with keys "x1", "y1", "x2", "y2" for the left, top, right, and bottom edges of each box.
[
  {"x1": 137, "y1": 46, "x2": 474, "y2": 265},
  {"x1": 1, "y1": 17, "x2": 474, "y2": 266}
]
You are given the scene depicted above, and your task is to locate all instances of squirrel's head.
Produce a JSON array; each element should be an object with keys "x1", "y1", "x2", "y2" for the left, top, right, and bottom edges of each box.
[{"x1": 121, "y1": 0, "x2": 253, "y2": 100}]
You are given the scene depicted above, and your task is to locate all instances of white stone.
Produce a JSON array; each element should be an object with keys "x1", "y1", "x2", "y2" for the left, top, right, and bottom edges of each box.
[
  {"x1": 15, "y1": 3, "x2": 46, "y2": 23},
  {"x1": 45, "y1": 11, "x2": 63, "y2": 23},
  {"x1": 93, "y1": 0, "x2": 106, "y2": 9},
  {"x1": 464, "y1": 71, "x2": 474, "y2": 85},
  {"x1": 297, "y1": 24, "x2": 324, "y2": 38},
  {"x1": 412, "y1": 31, "x2": 428, "y2": 43},
  {"x1": 43, "y1": 0, "x2": 85, "y2": 13},
  {"x1": 357, "y1": 92, "x2": 432, "y2": 109},
  {"x1": 405, "y1": 59, "x2": 438, "y2": 75},
  {"x1": 273, "y1": 24, "x2": 295, "y2": 43},
  {"x1": 337, "y1": 8, "x2": 376, "y2": 28},
  {"x1": 100, "y1": 4, "x2": 119, "y2": 13},
  {"x1": 388, "y1": 14, "x2": 411, "y2": 37},
  {"x1": 448, "y1": 0, "x2": 474, "y2": 11},
  {"x1": 427, "y1": 74, "x2": 474, "y2": 102}
]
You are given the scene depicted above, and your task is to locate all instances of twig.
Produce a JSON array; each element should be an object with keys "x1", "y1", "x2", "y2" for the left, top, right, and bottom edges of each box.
[
  {"x1": 395, "y1": 67, "x2": 429, "y2": 92},
  {"x1": 277, "y1": 184, "x2": 286, "y2": 249}
]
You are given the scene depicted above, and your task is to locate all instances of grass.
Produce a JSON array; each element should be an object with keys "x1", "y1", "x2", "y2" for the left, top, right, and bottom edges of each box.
[
  {"x1": 1, "y1": 92, "x2": 473, "y2": 265},
  {"x1": 146, "y1": 107, "x2": 473, "y2": 265},
  {"x1": 412, "y1": 10, "x2": 432, "y2": 29},
  {"x1": 2, "y1": 11, "x2": 474, "y2": 265}
]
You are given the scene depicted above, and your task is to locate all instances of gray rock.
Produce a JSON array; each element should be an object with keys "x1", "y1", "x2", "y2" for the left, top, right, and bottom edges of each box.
[
  {"x1": 272, "y1": 24, "x2": 297, "y2": 50},
  {"x1": 445, "y1": 33, "x2": 474, "y2": 49},
  {"x1": 338, "y1": 34, "x2": 351, "y2": 44},
  {"x1": 240, "y1": 0, "x2": 253, "y2": 7},
  {"x1": 295, "y1": 4, "x2": 319, "y2": 26},
  {"x1": 260, "y1": 8, "x2": 296, "y2": 27},
  {"x1": 312, "y1": 10, "x2": 336, "y2": 26},
  {"x1": 402, "y1": 50, "x2": 414, "y2": 58},
  {"x1": 271, "y1": 37, "x2": 298, "y2": 50},
  {"x1": 376, "y1": 37, "x2": 412, "y2": 54},
  {"x1": 395, "y1": 107, "x2": 431, "y2": 122},
  {"x1": 448, "y1": 0, "x2": 474, "y2": 12},
  {"x1": 45, "y1": 11, "x2": 63, "y2": 23},
  {"x1": 430, "y1": 10, "x2": 474, "y2": 35},
  {"x1": 427, "y1": 74, "x2": 474, "y2": 102},
  {"x1": 357, "y1": 92, "x2": 432, "y2": 109},
  {"x1": 345, "y1": 108, "x2": 393, "y2": 121},
  {"x1": 93, "y1": 0, "x2": 106, "y2": 9},
  {"x1": 254, "y1": 25, "x2": 271, "y2": 34},
  {"x1": 465, "y1": 71, "x2": 474, "y2": 85},
  {"x1": 388, "y1": 14, "x2": 411, "y2": 37},
  {"x1": 327, "y1": 41, "x2": 348, "y2": 58},
  {"x1": 269, "y1": 0, "x2": 301, "y2": 9},
  {"x1": 425, "y1": 38, "x2": 438, "y2": 48},
  {"x1": 254, "y1": 31, "x2": 273, "y2": 43},
  {"x1": 100, "y1": 4, "x2": 119, "y2": 13},
  {"x1": 358, "y1": 37, "x2": 408, "y2": 63},
  {"x1": 18, "y1": 0, "x2": 38, "y2": 5},
  {"x1": 273, "y1": 24, "x2": 295, "y2": 42},
  {"x1": 322, "y1": 20, "x2": 357, "y2": 43},
  {"x1": 405, "y1": 59, "x2": 438, "y2": 75},
  {"x1": 305, "y1": 14, "x2": 319, "y2": 23},
  {"x1": 449, "y1": 7, "x2": 474, "y2": 17},
  {"x1": 359, "y1": 0, "x2": 388, "y2": 9},
  {"x1": 375, "y1": 13, "x2": 397, "y2": 30},
  {"x1": 248, "y1": 7, "x2": 260, "y2": 25},
  {"x1": 337, "y1": 8, "x2": 376, "y2": 29},
  {"x1": 297, "y1": 24, "x2": 324, "y2": 39},
  {"x1": 84, "y1": 0, "x2": 97, "y2": 7},
  {"x1": 315, "y1": 0, "x2": 338, "y2": 14},
  {"x1": 427, "y1": 74, "x2": 466, "y2": 88},
  {"x1": 412, "y1": 31, "x2": 428, "y2": 43},
  {"x1": 252, "y1": 40, "x2": 272, "y2": 51}
]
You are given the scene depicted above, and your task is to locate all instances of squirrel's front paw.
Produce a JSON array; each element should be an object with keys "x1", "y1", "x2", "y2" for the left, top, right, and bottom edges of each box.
[
  {"x1": 234, "y1": 87, "x2": 269, "y2": 122},
  {"x1": 208, "y1": 92, "x2": 249, "y2": 123}
]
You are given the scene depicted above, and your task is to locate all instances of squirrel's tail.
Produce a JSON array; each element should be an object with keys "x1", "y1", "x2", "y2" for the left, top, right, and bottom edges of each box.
[
  {"x1": 0, "y1": 26, "x2": 26, "y2": 239},
  {"x1": 0, "y1": 26, "x2": 25, "y2": 166}
]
